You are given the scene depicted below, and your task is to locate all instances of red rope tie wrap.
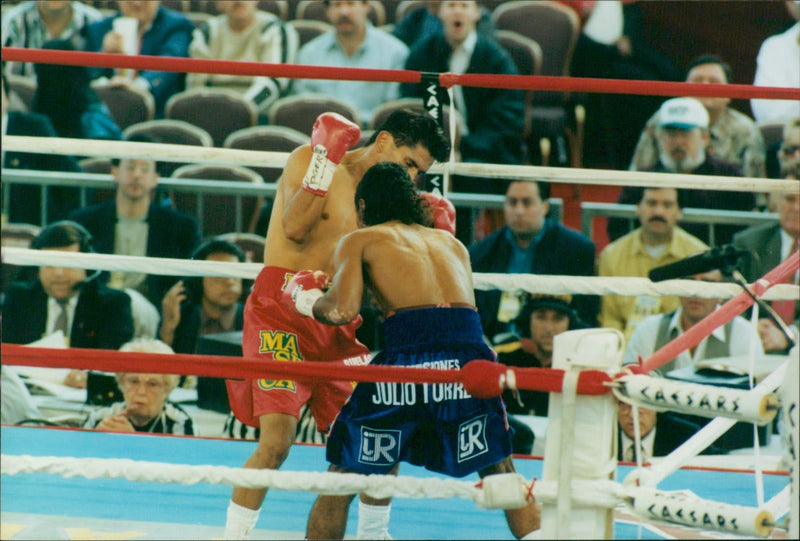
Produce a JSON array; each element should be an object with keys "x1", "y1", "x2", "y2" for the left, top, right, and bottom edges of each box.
[{"x1": 3, "y1": 47, "x2": 799, "y2": 100}]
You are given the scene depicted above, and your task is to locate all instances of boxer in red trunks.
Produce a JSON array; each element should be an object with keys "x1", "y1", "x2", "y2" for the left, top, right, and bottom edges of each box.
[{"x1": 223, "y1": 110, "x2": 450, "y2": 540}]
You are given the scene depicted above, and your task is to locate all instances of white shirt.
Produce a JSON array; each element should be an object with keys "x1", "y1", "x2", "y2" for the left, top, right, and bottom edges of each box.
[
  {"x1": 780, "y1": 228, "x2": 800, "y2": 284},
  {"x1": 620, "y1": 426, "x2": 656, "y2": 461},
  {"x1": 623, "y1": 307, "x2": 764, "y2": 372},
  {"x1": 448, "y1": 30, "x2": 477, "y2": 132},
  {"x1": 751, "y1": 22, "x2": 800, "y2": 123},
  {"x1": 46, "y1": 294, "x2": 79, "y2": 337}
]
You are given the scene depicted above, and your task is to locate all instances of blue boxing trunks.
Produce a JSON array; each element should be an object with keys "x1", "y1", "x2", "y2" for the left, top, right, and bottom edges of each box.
[{"x1": 326, "y1": 307, "x2": 512, "y2": 477}]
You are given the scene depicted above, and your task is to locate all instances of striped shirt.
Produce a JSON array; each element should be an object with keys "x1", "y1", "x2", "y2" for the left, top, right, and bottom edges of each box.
[
  {"x1": 2, "y1": 1, "x2": 103, "y2": 77},
  {"x1": 83, "y1": 400, "x2": 196, "y2": 436}
]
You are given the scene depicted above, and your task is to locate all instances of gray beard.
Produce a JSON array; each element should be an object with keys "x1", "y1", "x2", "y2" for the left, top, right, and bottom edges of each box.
[{"x1": 660, "y1": 147, "x2": 706, "y2": 173}]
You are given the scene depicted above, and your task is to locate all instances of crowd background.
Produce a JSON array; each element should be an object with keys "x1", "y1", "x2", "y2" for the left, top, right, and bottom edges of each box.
[{"x1": 1, "y1": 1, "x2": 798, "y2": 455}]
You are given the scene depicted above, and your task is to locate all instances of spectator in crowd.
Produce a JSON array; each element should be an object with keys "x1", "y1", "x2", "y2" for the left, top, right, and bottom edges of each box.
[
  {"x1": 734, "y1": 157, "x2": 800, "y2": 353},
  {"x1": 83, "y1": 339, "x2": 196, "y2": 435},
  {"x1": 469, "y1": 179, "x2": 598, "y2": 341},
  {"x1": 571, "y1": 0, "x2": 682, "y2": 169},
  {"x1": 623, "y1": 268, "x2": 764, "y2": 375},
  {"x1": 617, "y1": 401, "x2": 723, "y2": 462},
  {"x1": 1, "y1": 220, "x2": 135, "y2": 388},
  {"x1": 2, "y1": 73, "x2": 82, "y2": 224},
  {"x1": 608, "y1": 97, "x2": 755, "y2": 246},
  {"x1": 751, "y1": 1, "x2": 800, "y2": 123},
  {"x1": 32, "y1": 39, "x2": 123, "y2": 141},
  {"x1": 290, "y1": 0, "x2": 408, "y2": 125},
  {"x1": 186, "y1": 0, "x2": 298, "y2": 118},
  {"x1": 1, "y1": 366, "x2": 44, "y2": 425},
  {"x1": 630, "y1": 55, "x2": 766, "y2": 180},
  {"x1": 767, "y1": 117, "x2": 800, "y2": 181},
  {"x1": 400, "y1": 0, "x2": 524, "y2": 165},
  {"x1": 69, "y1": 133, "x2": 201, "y2": 309},
  {"x1": 159, "y1": 239, "x2": 245, "y2": 354},
  {"x1": 497, "y1": 294, "x2": 587, "y2": 417},
  {"x1": 392, "y1": 0, "x2": 494, "y2": 49},
  {"x1": 1, "y1": 0, "x2": 103, "y2": 77},
  {"x1": 83, "y1": 0, "x2": 194, "y2": 117},
  {"x1": 598, "y1": 187, "x2": 708, "y2": 341}
]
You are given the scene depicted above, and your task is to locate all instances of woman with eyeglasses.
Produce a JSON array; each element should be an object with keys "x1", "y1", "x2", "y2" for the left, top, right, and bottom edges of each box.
[{"x1": 83, "y1": 339, "x2": 196, "y2": 435}]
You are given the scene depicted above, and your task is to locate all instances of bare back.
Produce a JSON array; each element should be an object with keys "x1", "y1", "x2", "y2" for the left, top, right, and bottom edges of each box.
[
  {"x1": 357, "y1": 223, "x2": 475, "y2": 313},
  {"x1": 263, "y1": 145, "x2": 366, "y2": 275}
]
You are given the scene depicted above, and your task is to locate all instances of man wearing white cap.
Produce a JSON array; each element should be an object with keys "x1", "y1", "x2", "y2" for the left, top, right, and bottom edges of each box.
[{"x1": 608, "y1": 96, "x2": 756, "y2": 246}]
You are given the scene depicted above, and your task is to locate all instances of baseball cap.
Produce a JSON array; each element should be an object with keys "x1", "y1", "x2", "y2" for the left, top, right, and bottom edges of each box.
[
  {"x1": 526, "y1": 294, "x2": 573, "y2": 315},
  {"x1": 657, "y1": 97, "x2": 709, "y2": 130}
]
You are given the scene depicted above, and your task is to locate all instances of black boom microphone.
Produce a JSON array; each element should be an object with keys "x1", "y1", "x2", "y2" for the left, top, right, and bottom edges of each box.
[{"x1": 649, "y1": 244, "x2": 748, "y2": 282}]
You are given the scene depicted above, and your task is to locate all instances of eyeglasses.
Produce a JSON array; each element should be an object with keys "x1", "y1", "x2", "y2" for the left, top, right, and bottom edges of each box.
[{"x1": 123, "y1": 376, "x2": 165, "y2": 392}]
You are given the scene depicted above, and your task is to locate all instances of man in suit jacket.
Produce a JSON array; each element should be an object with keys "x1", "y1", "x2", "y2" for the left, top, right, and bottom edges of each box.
[
  {"x1": 469, "y1": 179, "x2": 598, "y2": 341},
  {"x1": 733, "y1": 158, "x2": 800, "y2": 352},
  {"x1": 617, "y1": 401, "x2": 725, "y2": 461},
  {"x1": 2, "y1": 74, "x2": 82, "y2": 224},
  {"x1": 1, "y1": 221, "x2": 134, "y2": 387},
  {"x1": 69, "y1": 133, "x2": 201, "y2": 309},
  {"x1": 82, "y1": 1, "x2": 194, "y2": 116}
]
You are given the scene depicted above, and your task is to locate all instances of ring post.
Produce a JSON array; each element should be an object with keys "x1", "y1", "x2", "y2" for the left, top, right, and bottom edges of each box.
[{"x1": 541, "y1": 328, "x2": 623, "y2": 539}]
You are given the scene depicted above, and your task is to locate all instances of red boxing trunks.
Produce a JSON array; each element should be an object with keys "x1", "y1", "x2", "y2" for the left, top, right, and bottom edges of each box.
[{"x1": 227, "y1": 266, "x2": 371, "y2": 430}]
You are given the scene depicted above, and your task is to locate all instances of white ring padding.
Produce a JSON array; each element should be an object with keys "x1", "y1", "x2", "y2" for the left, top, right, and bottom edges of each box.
[
  {"x1": 630, "y1": 487, "x2": 774, "y2": 538},
  {"x1": 634, "y1": 360, "x2": 788, "y2": 487},
  {"x1": 3, "y1": 248, "x2": 798, "y2": 301},
  {"x1": 613, "y1": 374, "x2": 779, "y2": 425},
  {"x1": 3, "y1": 135, "x2": 797, "y2": 193}
]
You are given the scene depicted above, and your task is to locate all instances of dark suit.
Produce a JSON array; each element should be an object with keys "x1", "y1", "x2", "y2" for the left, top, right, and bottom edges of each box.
[
  {"x1": 468, "y1": 219, "x2": 599, "y2": 339},
  {"x1": 4, "y1": 111, "x2": 83, "y2": 224},
  {"x1": 617, "y1": 412, "x2": 725, "y2": 461},
  {"x1": 401, "y1": 32, "x2": 524, "y2": 165},
  {"x1": 69, "y1": 201, "x2": 201, "y2": 308},
  {"x1": 2, "y1": 279, "x2": 134, "y2": 349},
  {"x1": 83, "y1": 6, "x2": 194, "y2": 116},
  {"x1": 608, "y1": 156, "x2": 754, "y2": 246},
  {"x1": 733, "y1": 222, "x2": 783, "y2": 283}
]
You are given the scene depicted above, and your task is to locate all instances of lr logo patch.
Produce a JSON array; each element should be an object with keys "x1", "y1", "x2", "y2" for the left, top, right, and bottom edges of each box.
[
  {"x1": 257, "y1": 330, "x2": 303, "y2": 392},
  {"x1": 458, "y1": 415, "x2": 488, "y2": 463},
  {"x1": 358, "y1": 427, "x2": 401, "y2": 466}
]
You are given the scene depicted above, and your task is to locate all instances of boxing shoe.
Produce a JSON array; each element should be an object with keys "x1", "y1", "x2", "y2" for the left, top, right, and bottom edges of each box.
[
  {"x1": 282, "y1": 270, "x2": 330, "y2": 318},
  {"x1": 302, "y1": 113, "x2": 361, "y2": 196},
  {"x1": 420, "y1": 190, "x2": 456, "y2": 235}
]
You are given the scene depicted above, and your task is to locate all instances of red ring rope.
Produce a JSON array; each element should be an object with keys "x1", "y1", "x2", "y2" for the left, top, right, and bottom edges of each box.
[
  {"x1": 0, "y1": 344, "x2": 611, "y2": 397},
  {"x1": 3, "y1": 47, "x2": 798, "y2": 100}
]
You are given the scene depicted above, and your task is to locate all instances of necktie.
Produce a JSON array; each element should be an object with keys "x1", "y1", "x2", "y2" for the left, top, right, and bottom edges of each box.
[
  {"x1": 626, "y1": 443, "x2": 647, "y2": 462},
  {"x1": 771, "y1": 237, "x2": 799, "y2": 324},
  {"x1": 54, "y1": 299, "x2": 69, "y2": 336}
]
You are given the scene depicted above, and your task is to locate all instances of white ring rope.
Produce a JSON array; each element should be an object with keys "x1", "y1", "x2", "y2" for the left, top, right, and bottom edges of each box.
[
  {"x1": 3, "y1": 248, "x2": 797, "y2": 301},
  {"x1": 2, "y1": 135, "x2": 797, "y2": 193},
  {"x1": 1, "y1": 453, "x2": 778, "y2": 537}
]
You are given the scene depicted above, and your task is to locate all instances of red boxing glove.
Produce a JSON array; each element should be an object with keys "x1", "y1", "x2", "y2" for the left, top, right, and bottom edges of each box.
[
  {"x1": 420, "y1": 191, "x2": 456, "y2": 236},
  {"x1": 282, "y1": 270, "x2": 331, "y2": 318},
  {"x1": 302, "y1": 113, "x2": 361, "y2": 196}
]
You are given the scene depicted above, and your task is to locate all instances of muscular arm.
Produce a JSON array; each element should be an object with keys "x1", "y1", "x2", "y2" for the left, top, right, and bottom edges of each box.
[
  {"x1": 313, "y1": 233, "x2": 365, "y2": 326},
  {"x1": 277, "y1": 146, "x2": 329, "y2": 243}
]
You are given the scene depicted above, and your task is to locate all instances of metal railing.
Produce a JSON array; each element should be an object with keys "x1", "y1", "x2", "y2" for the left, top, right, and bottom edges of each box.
[
  {"x1": 581, "y1": 202, "x2": 777, "y2": 246},
  {"x1": 1, "y1": 169, "x2": 563, "y2": 236}
]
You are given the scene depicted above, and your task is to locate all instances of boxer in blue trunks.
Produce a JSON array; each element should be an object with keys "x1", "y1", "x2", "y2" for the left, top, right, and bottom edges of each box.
[{"x1": 284, "y1": 162, "x2": 541, "y2": 539}]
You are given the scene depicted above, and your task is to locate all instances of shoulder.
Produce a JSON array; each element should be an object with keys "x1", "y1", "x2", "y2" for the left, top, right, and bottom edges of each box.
[
  {"x1": 705, "y1": 155, "x2": 743, "y2": 176},
  {"x1": 600, "y1": 231, "x2": 635, "y2": 258},
  {"x1": 475, "y1": 36, "x2": 517, "y2": 72},
  {"x1": 298, "y1": 31, "x2": 335, "y2": 58},
  {"x1": 3, "y1": 280, "x2": 37, "y2": 301},
  {"x1": 733, "y1": 221, "x2": 779, "y2": 245},
  {"x1": 546, "y1": 221, "x2": 595, "y2": 250},
  {"x1": 150, "y1": 204, "x2": 198, "y2": 226},
  {"x1": 367, "y1": 25, "x2": 408, "y2": 52},
  {"x1": 672, "y1": 227, "x2": 709, "y2": 251},
  {"x1": 7, "y1": 111, "x2": 56, "y2": 135},
  {"x1": 1, "y1": 1, "x2": 36, "y2": 26},
  {"x1": 86, "y1": 13, "x2": 114, "y2": 34},
  {"x1": 156, "y1": 6, "x2": 194, "y2": 30},
  {"x1": 468, "y1": 227, "x2": 506, "y2": 254}
]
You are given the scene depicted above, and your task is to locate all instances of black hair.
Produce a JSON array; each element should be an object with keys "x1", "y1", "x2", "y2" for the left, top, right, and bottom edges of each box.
[
  {"x1": 630, "y1": 186, "x2": 685, "y2": 209},
  {"x1": 355, "y1": 162, "x2": 426, "y2": 226},
  {"x1": 32, "y1": 39, "x2": 99, "y2": 139},
  {"x1": 31, "y1": 220, "x2": 94, "y2": 253},
  {"x1": 367, "y1": 109, "x2": 451, "y2": 163},
  {"x1": 504, "y1": 179, "x2": 551, "y2": 201},
  {"x1": 686, "y1": 54, "x2": 732, "y2": 84},
  {"x1": 514, "y1": 295, "x2": 582, "y2": 337},
  {"x1": 184, "y1": 239, "x2": 246, "y2": 303},
  {"x1": 111, "y1": 132, "x2": 162, "y2": 167}
]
